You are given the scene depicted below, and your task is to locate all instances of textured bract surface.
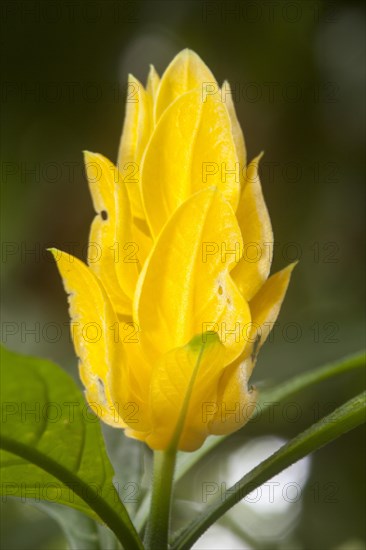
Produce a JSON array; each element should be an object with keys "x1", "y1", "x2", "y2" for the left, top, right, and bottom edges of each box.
[{"x1": 51, "y1": 49, "x2": 294, "y2": 451}]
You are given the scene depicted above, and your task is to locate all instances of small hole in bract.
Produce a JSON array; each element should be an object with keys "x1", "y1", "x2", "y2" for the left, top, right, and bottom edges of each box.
[
  {"x1": 101, "y1": 210, "x2": 108, "y2": 221},
  {"x1": 97, "y1": 377, "x2": 107, "y2": 404},
  {"x1": 218, "y1": 285, "x2": 223, "y2": 295}
]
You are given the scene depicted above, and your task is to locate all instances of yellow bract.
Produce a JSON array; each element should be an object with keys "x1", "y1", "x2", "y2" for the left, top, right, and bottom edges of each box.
[
  {"x1": 232, "y1": 153, "x2": 273, "y2": 301},
  {"x1": 51, "y1": 49, "x2": 295, "y2": 451},
  {"x1": 142, "y1": 89, "x2": 241, "y2": 237},
  {"x1": 134, "y1": 187, "x2": 250, "y2": 364}
]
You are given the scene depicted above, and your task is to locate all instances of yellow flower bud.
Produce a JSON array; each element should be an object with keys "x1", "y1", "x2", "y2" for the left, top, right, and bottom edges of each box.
[{"x1": 50, "y1": 50, "x2": 294, "y2": 451}]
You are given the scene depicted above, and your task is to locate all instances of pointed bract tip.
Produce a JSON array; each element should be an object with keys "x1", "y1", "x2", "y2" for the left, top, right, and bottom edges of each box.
[
  {"x1": 46, "y1": 247, "x2": 59, "y2": 260},
  {"x1": 128, "y1": 72, "x2": 143, "y2": 85},
  {"x1": 173, "y1": 48, "x2": 201, "y2": 63},
  {"x1": 83, "y1": 150, "x2": 96, "y2": 160}
]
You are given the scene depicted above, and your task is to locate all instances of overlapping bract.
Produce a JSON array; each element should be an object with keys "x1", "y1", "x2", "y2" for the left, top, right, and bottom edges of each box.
[{"x1": 51, "y1": 50, "x2": 294, "y2": 451}]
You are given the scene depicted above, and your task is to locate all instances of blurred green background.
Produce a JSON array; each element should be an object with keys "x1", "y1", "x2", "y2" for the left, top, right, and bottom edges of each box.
[{"x1": 1, "y1": 0, "x2": 365, "y2": 548}]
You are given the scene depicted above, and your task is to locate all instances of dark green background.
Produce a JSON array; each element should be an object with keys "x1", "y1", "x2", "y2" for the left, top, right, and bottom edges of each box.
[{"x1": 1, "y1": 0, "x2": 365, "y2": 548}]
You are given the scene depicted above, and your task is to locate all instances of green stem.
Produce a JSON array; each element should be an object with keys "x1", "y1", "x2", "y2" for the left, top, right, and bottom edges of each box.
[{"x1": 144, "y1": 449, "x2": 177, "y2": 550}]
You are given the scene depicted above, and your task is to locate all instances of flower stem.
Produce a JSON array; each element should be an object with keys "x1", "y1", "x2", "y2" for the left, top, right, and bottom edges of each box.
[{"x1": 144, "y1": 449, "x2": 177, "y2": 550}]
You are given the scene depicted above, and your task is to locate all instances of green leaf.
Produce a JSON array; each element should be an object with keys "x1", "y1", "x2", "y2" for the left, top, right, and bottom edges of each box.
[
  {"x1": 32, "y1": 502, "x2": 101, "y2": 550},
  {"x1": 0, "y1": 346, "x2": 143, "y2": 550},
  {"x1": 171, "y1": 391, "x2": 366, "y2": 550},
  {"x1": 33, "y1": 500, "x2": 122, "y2": 549},
  {"x1": 101, "y1": 427, "x2": 147, "y2": 517}
]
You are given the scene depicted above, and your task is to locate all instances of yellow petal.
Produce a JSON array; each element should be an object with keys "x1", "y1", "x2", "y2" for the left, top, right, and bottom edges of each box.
[
  {"x1": 146, "y1": 64, "x2": 160, "y2": 104},
  {"x1": 247, "y1": 262, "x2": 297, "y2": 360},
  {"x1": 154, "y1": 48, "x2": 216, "y2": 122},
  {"x1": 131, "y1": 218, "x2": 152, "y2": 267},
  {"x1": 117, "y1": 74, "x2": 152, "y2": 219},
  {"x1": 84, "y1": 151, "x2": 138, "y2": 316},
  {"x1": 135, "y1": 187, "x2": 250, "y2": 365},
  {"x1": 209, "y1": 357, "x2": 257, "y2": 436},
  {"x1": 142, "y1": 89, "x2": 241, "y2": 238},
  {"x1": 48, "y1": 248, "x2": 125, "y2": 428},
  {"x1": 108, "y1": 337, "x2": 152, "y2": 433},
  {"x1": 221, "y1": 263, "x2": 296, "y2": 384},
  {"x1": 147, "y1": 333, "x2": 226, "y2": 451},
  {"x1": 222, "y1": 80, "x2": 247, "y2": 170},
  {"x1": 231, "y1": 154, "x2": 273, "y2": 301},
  {"x1": 114, "y1": 171, "x2": 140, "y2": 300}
]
